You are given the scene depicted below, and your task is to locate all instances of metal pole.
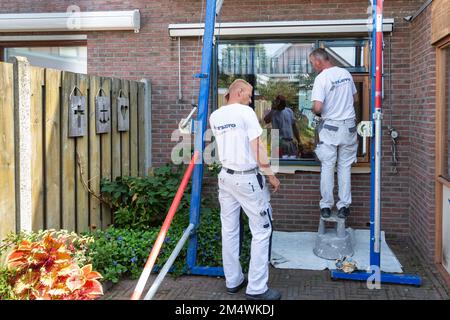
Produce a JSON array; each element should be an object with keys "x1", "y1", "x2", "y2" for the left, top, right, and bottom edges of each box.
[
  {"x1": 370, "y1": 0, "x2": 383, "y2": 265},
  {"x1": 186, "y1": 0, "x2": 217, "y2": 271},
  {"x1": 369, "y1": 0, "x2": 378, "y2": 267},
  {"x1": 131, "y1": 152, "x2": 198, "y2": 300},
  {"x1": 144, "y1": 223, "x2": 195, "y2": 300}
]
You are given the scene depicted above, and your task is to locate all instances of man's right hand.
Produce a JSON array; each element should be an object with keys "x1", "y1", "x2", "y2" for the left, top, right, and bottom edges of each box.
[{"x1": 267, "y1": 175, "x2": 280, "y2": 193}]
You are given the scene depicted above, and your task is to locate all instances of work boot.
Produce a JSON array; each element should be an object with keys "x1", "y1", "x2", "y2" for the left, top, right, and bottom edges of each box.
[
  {"x1": 226, "y1": 278, "x2": 247, "y2": 295},
  {"x1": 246, "y1": 288, "x2": 281, "y2": 300},
  {"x1": 320, "y1": 207, "x2": 331, "y2": 218},
  {"x1": 337, "y1": 207, "x2": 350, "y2": 219}
]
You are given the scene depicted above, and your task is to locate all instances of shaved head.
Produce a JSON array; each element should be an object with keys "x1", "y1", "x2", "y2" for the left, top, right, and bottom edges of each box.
[
  {"x1": 226, "y1": 79, "x2": 253, "y2": 106},
  {"x1": 228, "y1": 79, "x2": 252, "y2": 94}
]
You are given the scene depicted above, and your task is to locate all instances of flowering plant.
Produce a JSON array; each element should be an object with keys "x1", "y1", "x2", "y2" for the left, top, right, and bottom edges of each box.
[{"x1": 1, "y1": 230, "x2": 102, "y2": 300}]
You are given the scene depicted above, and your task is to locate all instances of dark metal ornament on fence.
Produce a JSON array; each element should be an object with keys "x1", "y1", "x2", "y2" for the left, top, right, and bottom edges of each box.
[
  {"x1": 69, "y1": 86, "x2": 87, "y2": 137},
  {"x1": 95, "y1": 88, "x2": 111, "y2": 134},
  {"x1": 117, "y1": 89, "x2": 130, "y2": 132}
]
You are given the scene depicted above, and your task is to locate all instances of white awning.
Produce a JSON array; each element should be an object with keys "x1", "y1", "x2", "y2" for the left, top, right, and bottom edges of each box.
[
  {"x1": 168, "y1": 19, "x2": 394, "y2": 38},
  {"x1": 0, "y1": 10, "x2": 140, "y2": 33}
]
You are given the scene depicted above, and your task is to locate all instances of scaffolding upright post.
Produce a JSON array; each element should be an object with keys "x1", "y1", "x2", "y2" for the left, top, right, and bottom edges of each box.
[
  {"x1": 331, "y1": 0, "x2": 421, "y2": 286},
  {"x1": 186, "y1": 0, "x2": 224, "y2": 276}
]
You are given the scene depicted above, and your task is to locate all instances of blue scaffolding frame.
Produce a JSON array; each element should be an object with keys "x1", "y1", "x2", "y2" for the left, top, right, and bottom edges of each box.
[{"x1": 186, "y1": 0, "x2": 422, "y2": 285}]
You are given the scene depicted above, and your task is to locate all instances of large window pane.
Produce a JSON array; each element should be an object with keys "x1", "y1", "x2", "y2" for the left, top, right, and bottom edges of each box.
[
  {"x1": 217, "y1": 40, "x2": 369, "y2": 163},
  {"x1": 218, "y1": 42, "x2": 316, "y2": 161},
  {"x1": 4, "y1": 46, "x2": 87, "y2": 74},
  {"x1": 320, "y1": 40, "x2": 370, "y2": 73}
]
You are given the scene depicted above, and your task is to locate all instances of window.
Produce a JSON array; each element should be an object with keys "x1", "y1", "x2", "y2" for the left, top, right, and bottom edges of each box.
[
  {"x1": 0, "y1": 37, "x2": 87, "y2": 74},
  {"x1": 4, "y1": 46, "x2": 87, "y2": 74},
  {"x1": 216, "y1": 39, "x2": 370, "y2": 165}
]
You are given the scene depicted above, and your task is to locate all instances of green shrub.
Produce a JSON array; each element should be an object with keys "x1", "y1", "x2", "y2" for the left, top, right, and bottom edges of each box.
[
  {"x1": 87, "y1": 205, "x2": 251, "y2": 283},
  {"x1": 95, "y1": 162, "x2": 252, "y2": 283},
  {"x1": 87, "y1": 209, "x2": 190, "y2": 283},
  {"x1": 0, "y1": 268, "x2": 16, "y2": 300},
  {"x1": 101, "y1": 164, "x2": 192, "y2": 230}
]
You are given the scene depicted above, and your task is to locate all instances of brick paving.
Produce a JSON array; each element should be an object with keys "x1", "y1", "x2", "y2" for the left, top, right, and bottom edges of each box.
[{"x1": 101, "y1": 240, "x2": 450, "y2": 300}]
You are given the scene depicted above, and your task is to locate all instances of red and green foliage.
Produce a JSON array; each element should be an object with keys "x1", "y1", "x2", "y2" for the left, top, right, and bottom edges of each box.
[{"x1": 1, "y1": 230, "x2": 103, "y2": 300}]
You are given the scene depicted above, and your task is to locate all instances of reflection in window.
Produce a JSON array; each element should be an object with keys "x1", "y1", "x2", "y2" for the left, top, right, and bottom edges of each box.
[
  {"x1": 320, "y1": 40, "x2": 369, "y2": 73},
  {"x1": 218, "y1": 42, "x2": 317, "y2": 161},
  {"x1": 4, "y1": 46, "x2": 87, "y2": 74},
  {"x1": 217, "y1": 40, "x2": 369, "y2": 163}
]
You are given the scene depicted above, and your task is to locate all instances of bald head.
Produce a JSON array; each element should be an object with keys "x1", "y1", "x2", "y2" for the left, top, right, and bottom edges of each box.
[{"x1": 226, "y1": 79, "x2": 253, "y2": 106}]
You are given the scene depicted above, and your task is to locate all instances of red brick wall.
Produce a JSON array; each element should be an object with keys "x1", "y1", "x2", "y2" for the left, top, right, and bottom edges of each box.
[
  {"x1": 409, "y1": 5, "x2": 436, "y2": 260},
  {"x1": 0, "y1": 1, "x2": 432, "y2": 249}
]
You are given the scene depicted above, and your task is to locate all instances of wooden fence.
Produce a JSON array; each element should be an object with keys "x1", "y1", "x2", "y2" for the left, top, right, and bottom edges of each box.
[{"x1": 0, "y1": 57, "x2": 151, "y2": 240}]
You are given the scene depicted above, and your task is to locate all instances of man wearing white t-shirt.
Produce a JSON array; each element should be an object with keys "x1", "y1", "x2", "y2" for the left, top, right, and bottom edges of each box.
[
  {"x1": 209, "y1": 79, "x2": 281, "y2": 300},
  {"x1": 309, "y1": 48, "x2": 358, "y2": 220}
]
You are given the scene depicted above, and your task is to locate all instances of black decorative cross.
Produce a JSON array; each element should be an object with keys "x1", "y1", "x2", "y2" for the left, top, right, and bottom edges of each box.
[{"x1": 74, "y1": 103, "x2": 84, "y2": 128}]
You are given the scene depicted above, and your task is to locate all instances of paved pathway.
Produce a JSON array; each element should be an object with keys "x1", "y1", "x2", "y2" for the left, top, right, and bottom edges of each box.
[{"x1": 101, "y1": 240, "x2": 450, "y2": 300}]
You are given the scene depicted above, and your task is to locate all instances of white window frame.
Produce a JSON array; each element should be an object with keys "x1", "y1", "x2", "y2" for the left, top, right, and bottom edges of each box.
[{"x1": 168, "y1": 19, "x2": 394, "y2": 38}]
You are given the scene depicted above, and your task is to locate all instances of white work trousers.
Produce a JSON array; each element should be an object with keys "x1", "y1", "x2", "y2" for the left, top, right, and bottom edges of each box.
[
  {"x1": 218, "y1": 169, "x2": 272, "y2": 295},
  {"x1": 314, "y1": 118, "x2": 358, "y2": 210}
]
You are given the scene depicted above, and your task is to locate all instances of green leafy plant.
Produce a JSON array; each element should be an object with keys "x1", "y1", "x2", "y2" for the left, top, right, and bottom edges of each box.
[
  {"x1": 87, "y1": 210, "x2": 189, "y2": 283},
  {"x1": 256, "y1": 79, "x2": 299, "y2": 107},
  {"x1": 95, "y1": 162, "x2": 252, "y2": 283},
  {"x1": 0, "y1": 268, "x2": 17, "y2": 300},
  {"x1": 101, "y1": 164, "x2": 192, "y2": 230}
]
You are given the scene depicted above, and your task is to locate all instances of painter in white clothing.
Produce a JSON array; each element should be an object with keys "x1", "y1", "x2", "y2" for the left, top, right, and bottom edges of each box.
[
  {"x1": 309, "y1": 48, "x2": 359, "y2": 220},
  {"x1": 209, "y1": 79, "x2": 282, "y2": 300}
]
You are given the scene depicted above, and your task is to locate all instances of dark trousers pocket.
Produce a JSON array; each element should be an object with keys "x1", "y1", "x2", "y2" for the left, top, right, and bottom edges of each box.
[
  {"x1": 256, "y1": 173, "x2": 263, "y2": 190},
  {"x1": 323, "y1": 124, "x2": 339, "y2": 131}
]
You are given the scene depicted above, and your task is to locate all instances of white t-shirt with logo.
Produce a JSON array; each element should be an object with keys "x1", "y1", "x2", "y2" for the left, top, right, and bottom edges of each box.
[
  {"x1": 311, "y1": 66, "x2": 357, "y2": 120},
  {"x1": 209, "y1": 103, "x2": 263, "y2": 171}
]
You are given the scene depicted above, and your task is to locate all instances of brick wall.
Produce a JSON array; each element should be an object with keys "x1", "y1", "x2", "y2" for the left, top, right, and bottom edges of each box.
[
  {"x1": 409, "y1": 5, "x2": 436, "y2": 260},
  {"x1": 0, "y1": 1, "x2": 433, "y2": 250}
]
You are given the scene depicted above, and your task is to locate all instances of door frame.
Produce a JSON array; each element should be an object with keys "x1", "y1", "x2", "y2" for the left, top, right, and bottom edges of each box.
[{"x1": 434, "y1": 34, "x2": 450, "y2": 285}]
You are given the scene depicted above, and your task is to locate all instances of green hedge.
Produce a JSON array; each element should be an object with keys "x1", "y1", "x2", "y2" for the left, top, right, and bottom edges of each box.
[{"x1": 92, "y1": 164, "x2": 251, "y2": 283}]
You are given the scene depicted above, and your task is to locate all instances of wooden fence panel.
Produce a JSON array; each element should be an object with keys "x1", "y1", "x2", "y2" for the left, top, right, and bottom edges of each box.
[
  {"x1": 0, "y1": 62, "x2": 16, "y2": 240},
  {"x1": 61, "y1": 72, "x2": 76, "y2": 231},
  {"x1": 89, "y1": 75, "x2": 102, "y2": 230},
  {"x1": 130, "y1": 81, "x2": 139, "y2": 176},
  {"x1": 138, "y1": 82, "x2": 146, "y2": 176},
  {"x1": 0, "y1": 60, "x2": 148, "y2": 236},
  {"x1": 111, "y1": 78, "x2": 121, "y2": 180},
  {"x1": 75, "y1": 74, "x2": 90, "y2": 233},
  {"x1": 100, "y1": 77, "x2": 112, "y2": 229},
  {"x1": 44, "y1": 68, "x2": 62, "y2": 230},
  {"x1": 30, "y1": 66, "x2": 45, "y2": 231},
  {"x1": 120, "y1": 79, "x2": 130, "y2": 177}
]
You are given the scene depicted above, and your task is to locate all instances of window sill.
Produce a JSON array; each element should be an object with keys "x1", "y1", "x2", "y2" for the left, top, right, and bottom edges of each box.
[{"x1": 272, "y1": 161, "x2": 371, "y2": 174}]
